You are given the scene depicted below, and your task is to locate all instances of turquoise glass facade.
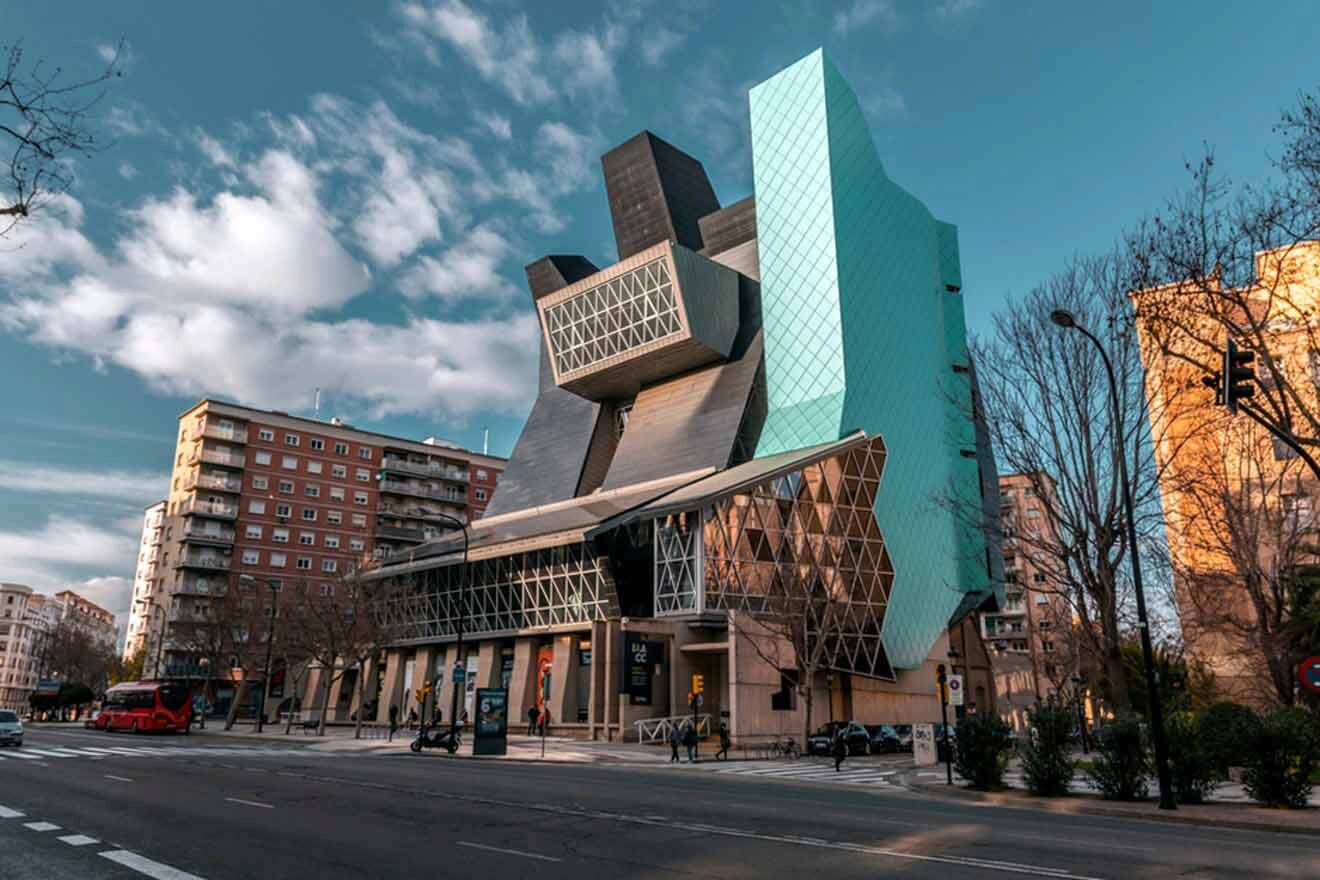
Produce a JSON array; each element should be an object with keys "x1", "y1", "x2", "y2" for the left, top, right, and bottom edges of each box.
[{"x1": 750, "y1": 48, "x2": 989, "y2": 669}]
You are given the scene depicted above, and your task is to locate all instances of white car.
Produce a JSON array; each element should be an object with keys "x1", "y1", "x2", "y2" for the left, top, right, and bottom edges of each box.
[{"x1": 0, "y1": 709, "x2": 23, "y2": 747}]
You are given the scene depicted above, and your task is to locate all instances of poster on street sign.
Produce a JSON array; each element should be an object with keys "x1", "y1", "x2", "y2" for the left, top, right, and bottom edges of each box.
[
  {"x1": 1300, "y1": 655, "x2": 1320, "y2": 694},
  {"x1": 947, "y1": 674, "x2": 964, "y2": 707}
]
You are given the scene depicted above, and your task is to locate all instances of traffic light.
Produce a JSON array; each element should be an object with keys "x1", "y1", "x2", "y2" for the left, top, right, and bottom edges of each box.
[
  {"x1": 1223, "y1": 338, "x2": 1256, "y2": 414},
  {"x1": 691, "y1": 674, "x2": 705, "y2": 695}
]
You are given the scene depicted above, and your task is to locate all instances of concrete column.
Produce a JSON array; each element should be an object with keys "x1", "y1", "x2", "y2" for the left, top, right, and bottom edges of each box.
[
  {"x1": 549, "y1": 635, "x2": 580, "y2": 728},
  {"x1": 348, "y1": 654, "x2": 378, "y2": 719},
  {"x1": 588, "y1": 620, "x2": 605, "y2": 738},
  {"x1": 602, "y1": 622, "x2": 618, "y2": 740},
  {"x1": 413, "y1": 646, "x2": 437, "y2": 720},
  {"x1": 303, "y1": 665, "x2": 326, "y2": 717},
  {"x1": 476, "y1": 641, "x2": 500, "y2": 689},
  {"x1": 435, "y1": 645, "x2": 460, "y2": 727},
  {"x1": 375, "y1": 648, "x2": 407, "y2": 723},
  {"x1": 507, "y1": 637, "x2": 539, "y2": 727}
]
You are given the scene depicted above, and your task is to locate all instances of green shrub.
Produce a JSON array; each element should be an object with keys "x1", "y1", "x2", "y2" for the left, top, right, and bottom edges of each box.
[
  {"x1": 1019, "y1": 702, "x2": 1076, "y2": 796},
  {"x1": 1243, "y1": 708, "x2": 1317, "y2": 808},
  {"x1": 1167, "y1": 712, "x2": 1217, "y2": 804},
  {"x1": 953, "y1": 713, "x2": 1014, "y2": 790},
  {"x1": 1197, "y1": 701, "x2": 1259, "y2": 777},
  {"x1": 1088, "y1": 714, "x2": 1150, "y2": 800}
]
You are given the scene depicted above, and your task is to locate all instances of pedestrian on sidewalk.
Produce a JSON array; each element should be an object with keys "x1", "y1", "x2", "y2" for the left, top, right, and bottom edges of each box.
[
  {"x1": 716, "y1": 722, "x2": 730, "y2": 761},
  {"x1": 388, "y1": 704, "x2": 399, "y2": 742},
  {"x1": 669, "y1": 723, "x2": 681, "y2": 763},
  {"x1": 527, "y1": 705, "x2": 539, "y2": 736},
  {"x1": 832, "y1": 729, "x2": 847, "y2": 772},
  {"x1": 408, "y1": 707, "x2": 418, "y2": 730},
  {"x1": 683, "y1": 721, "x2": 698, "y2": 763}
]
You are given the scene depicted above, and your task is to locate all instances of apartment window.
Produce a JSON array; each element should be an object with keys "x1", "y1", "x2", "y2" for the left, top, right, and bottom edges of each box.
[
  {"x1": 275, "y1": 504, "x2": 292, "y2": 518},
  {"x1": 306, "y1": 460, "x2": 323, "y2": 475},
  {"x1": 321, "y1": 559, "x2": 338, "y2": 573},
  {"x1": 331, "y1": 464, "x2": 347, "y2": 479},
  {"x1": 355, "y1": 468, "x2": 370, "y2": 483},
  {"x1": 299, "y1": 532, "x2": 315, "y2": 546},
  {"x1": 351, "y1": 514, "x2": 366, "y2": 528},
  {"x1": 474, "y1": 488, "x2": 487, "y2": 502},
  {"x1": 476, "y1": 468, "x2": 489, "y2": 481},
  {"x1": 242, "y1": 550, "x2": 260, "y2": 565},
  {"x1": 258, "y1": 428, "x2": 274, "y2": 441},
  {"x1": 319, "y1": 583, "x2": 334, "y2": 597},
  {"x1": 252, "y1": 476, "x2": 269, "y2": 491},
  {"x1": 349, "y1": 538, "x2": 365, "y2": 552},
  {"x1": 269, "y1": 553, "x2": 287, "y2": 568},
  {"x1": 278, "y1": 480, "x2": 294, "y2": 494},
  {"x1": 329, "y1": 487, "x2": 345, "y2": 502},
  {"x1": 350, "y1": 491, "x2": 366, "y2": 506},
  {"x1": 282, "y1": 456, "x2": 297, "y2": 470},
  {"x1": 1035, "y1": 594, "x2": 1049, "y2": 605},
  {"x1": 285, "y1": 433, "x2": 300, "y2": 447},
  {"x1": 334, "y1": 442, "x2": 349, "y2": 456},
  {"x1": 310, "y1": 438, "x2": 325, "y2": 451},
  {"x1": 249, "y1": 500, "x2": 267, "y2": 515},
  {"x1": 272, "y1": 529, "x2": 289, "y2": 544},
  {"x1": 301, "y1": 508, "x2": 318, "y2": 522},
  {"x1": 254, "y1": 451, "x2": 272, "y2": 466},
  {"x1": 359, "y1": 447, "x2": 373, "y2": 460},
  {"x1": 324, "y1": 535, "x2": 340, "y2": 549},
  {"x1": 244, "y1": 525, "x2": 263, "y2": 539},
  {"x1": 305, "y1": 485, "x2": 321, "y2": 499},
  {"x1": 1042, "y1": 641, "x2": 1055, "y2": 653},
  {"x1": 296, "y1": 557, "x2": 312, "y2": 570},
  {"x1": 327, "y1": 511, "x2": 343, "y2": 525},
  {"x1": 1034, "y1": 573, "x2": 1046, "y2": 584}
]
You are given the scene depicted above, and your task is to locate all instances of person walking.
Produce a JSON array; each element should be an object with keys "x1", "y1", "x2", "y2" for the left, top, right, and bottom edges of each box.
[
  {"x1": 388, "y1": 704, "x2": 400, "y2": 743},
  {"x1": 683, "y1": 720, "x2": 698, "y2": 763},
  {"x1": 832, "y1": 728, "x2": 848, "y2": 772},
  {"x1": 669, "y1": 723, "x2": 681, "y2": 763},
  {"x1": 716, "y1": 722, "x2": 731, "y2": 761},
  {"x1": 527, "y1": 705, "x2": 539, "y2": 736}
]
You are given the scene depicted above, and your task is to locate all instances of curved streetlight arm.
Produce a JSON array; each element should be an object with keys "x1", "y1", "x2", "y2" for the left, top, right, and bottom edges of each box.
[{"x1": 1057, "y1": 315, "x2": 1177, "y2": 811}]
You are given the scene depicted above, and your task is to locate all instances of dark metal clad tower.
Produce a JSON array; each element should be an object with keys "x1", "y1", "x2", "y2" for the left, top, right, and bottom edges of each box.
[{"x1": 602, "y1": 131, "x2": 721, "y2": 259}]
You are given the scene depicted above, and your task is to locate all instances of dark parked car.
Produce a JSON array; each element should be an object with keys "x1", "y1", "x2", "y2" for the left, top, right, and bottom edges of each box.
[
  {"x1": 865, "y1": 724, "x2": 901, "y2": 753},
  {"x1": 0, "y1": 709, "x2": 23, "y2": 747},
  {"x1": 934, "y1": 722, "x2": 957, "y2": 762},
  {"x1": 807, "y1": 721, "x2": 872, "y2": 756}
]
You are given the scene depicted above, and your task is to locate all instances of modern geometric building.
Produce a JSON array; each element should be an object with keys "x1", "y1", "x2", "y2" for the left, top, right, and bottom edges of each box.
[{"x1": 363, "y1": 48, "x2": 1001, "y2": 741}]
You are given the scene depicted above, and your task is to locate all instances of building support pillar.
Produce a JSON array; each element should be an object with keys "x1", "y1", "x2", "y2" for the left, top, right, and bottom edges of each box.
[
  {"x1": 375, "y1": 648, "x2": 407, "y2": 723},
  {"x1": 508, "y1": 638, "x2": 539, "y2": 730}
]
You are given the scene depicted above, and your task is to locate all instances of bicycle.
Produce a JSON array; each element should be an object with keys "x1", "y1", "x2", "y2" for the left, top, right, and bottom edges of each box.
[{"x1": 768, "y1": 737, "x2": 801, "y2": 760}]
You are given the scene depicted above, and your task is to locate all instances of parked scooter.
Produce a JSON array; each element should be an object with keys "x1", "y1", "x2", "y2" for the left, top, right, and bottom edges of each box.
[{"x1": 410, "y1": 722, "x2": 461, "y2": 754}]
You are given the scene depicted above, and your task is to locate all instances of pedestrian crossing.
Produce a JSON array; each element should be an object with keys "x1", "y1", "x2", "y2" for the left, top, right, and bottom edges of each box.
[
  {"x1": 0, "y1": 744, "x2": 323, "y2": 763},
  {"x1": 704, "y1": 759, "x2": 900, "y2": 787},
  {"x1": 920, "y1": 770, "x2": 1255, "y2": 804}
]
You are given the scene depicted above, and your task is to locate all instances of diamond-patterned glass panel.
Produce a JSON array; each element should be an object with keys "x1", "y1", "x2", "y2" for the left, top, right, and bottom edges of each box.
[
  {"x1": 545, "y1": 257, "x2": 683, "y2": 378},
  {"x1": 654, "y1": 514, "x2": 702, "y2": 615},
  {"x1": 696, "y1": 436, "x2": 894, "y2": 679}
]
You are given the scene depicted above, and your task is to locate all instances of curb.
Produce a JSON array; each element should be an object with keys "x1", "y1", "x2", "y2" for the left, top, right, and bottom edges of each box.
[{"x1": 900, "y1": 775, "x2": 1320, "y2": 837}]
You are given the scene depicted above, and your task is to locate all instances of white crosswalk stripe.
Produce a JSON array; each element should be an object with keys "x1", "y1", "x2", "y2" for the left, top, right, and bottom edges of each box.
[
  {"x1": 0, "y1": 743, "x2": 326, "y2": 765},
  {"x1": 707, "y1": 760, "x2": 897, "y2": 786}
]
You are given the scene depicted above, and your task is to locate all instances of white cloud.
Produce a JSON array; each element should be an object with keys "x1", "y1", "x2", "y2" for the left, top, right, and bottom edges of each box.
[
  {"x1": 474, "y1": 110, "x2": 512, "y2": 140},
  {"x1": 400, "y1": 224, "x2": 516, "y2": 302},
  {"x1": 196, "y1": 130, "x2": 237, "y2": 168},
  {"x1": 96, "y1": 44, "x2": 119, "y2": 64},
  {"x1": 0, "y1": 461, "x2": 167, "y2": 502},
  {"x1": 400, "y1": 0, "x2": 554, "y2": 106},
  {"x1": 117, "y1": 161, "x2": 139, "y2": 180},
  {"x1": 551, "y1": 24, "x2": 625, "y2": 97},
  {"x1": 640, "y1": 26, "x2": 684, "y2": 66},
  {"x1": 833, "y1": 0, "x2": 903, "y2": 35},
  {"x1": 932, "y1": 0, "x2": 984, "y2": 29},
  {"x1": 0, "y1": 517, "x2": 140, "y2": 602}
]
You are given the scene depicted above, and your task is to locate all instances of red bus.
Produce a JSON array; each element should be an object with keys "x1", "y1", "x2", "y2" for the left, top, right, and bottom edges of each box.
[{"x1": 100, "y1": 681, "x2": 193, "y2": 734}]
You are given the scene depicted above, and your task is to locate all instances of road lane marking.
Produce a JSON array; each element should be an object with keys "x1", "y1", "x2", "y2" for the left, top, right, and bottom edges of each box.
[
  {"x1": 23, "y1": 821, "x2": 61, "y2": 831},
  {"x1": 58, "y1": 834, "x2": 99, "y2": 846},
  {"x1": 99, "y1": 849, "x2": 206, "y2": 880},
  {"x1": 19, "y1": 749, "x2": 72, "y2": 758},
  {"x1": 224, "y1": 797, "x2": 274, "y2": 809},
  {"x1": 0, "y1": 805, "x2": 25, "y2": 818},
  {"x1": 105, "y1": 774, "x2": 135, "y2": 782},
  {"x1": 6, "y1": 752, "x2": 41, "y2": 760},
  {"x1": 458, "y1": 841, "x2": 562, "y2": 862}
]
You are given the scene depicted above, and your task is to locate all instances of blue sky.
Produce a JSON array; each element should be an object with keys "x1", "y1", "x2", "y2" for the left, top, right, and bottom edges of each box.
[{"x1": 3, "y1": 0, "x2": 1318, "y2": 627}]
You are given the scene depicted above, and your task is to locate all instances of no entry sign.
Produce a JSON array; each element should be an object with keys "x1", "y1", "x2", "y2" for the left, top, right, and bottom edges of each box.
[{"x1": 1300, "y1": 655, "x2": 1320, "y2": 694}]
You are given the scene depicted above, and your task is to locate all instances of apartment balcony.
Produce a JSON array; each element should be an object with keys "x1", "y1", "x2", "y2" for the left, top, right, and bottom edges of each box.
[
  {"x1": 188, "y1": 448, "x2": 246, "y2": 469},
  {"x1": 379, "y1": 456, "x2": 469, "y2": 482},
  {"x1": 375, "y1": 523, "x2": 427, "y2": 543},
  {"x1": 173, "y1": 578, "x2": 227, "y2": 597},
  {"x1": 183, "y1": 472, "x2": 244, "y2": 494},
  {"x1": 177, "y1": 551, "x2": 232, "y2": 572},
  {"x1": 180, "y1": 524, "x2": 236, "y2": 547},
  {"x1": 376, "y1": 503, "x2": 468, "y2": 524},
  {"x1": 181, "y1": 497, "x2": 240, "y2": 519},
  {"x1": 191, "y1": 423, "x2": 249, "y2": 444},
  {"x1": 377, "y1": 478, "x2": 465, "y2": 503}
]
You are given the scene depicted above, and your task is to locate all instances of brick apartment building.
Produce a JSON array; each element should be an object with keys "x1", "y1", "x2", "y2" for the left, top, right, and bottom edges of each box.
[
  {"x1": 1, "y1": 583, "x2": 116, "y2": 712},
  {"x1": 134, "y1": 400, "x2": 504, "y2": 682}
]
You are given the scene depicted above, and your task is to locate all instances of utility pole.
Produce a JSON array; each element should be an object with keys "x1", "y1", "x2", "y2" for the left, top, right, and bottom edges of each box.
[{"x1": 937, "y1": 662, "x2": 952, "y2": 785}]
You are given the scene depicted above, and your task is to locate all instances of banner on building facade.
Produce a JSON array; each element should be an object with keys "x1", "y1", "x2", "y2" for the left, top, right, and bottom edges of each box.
[{"x1": 619, "y1": 634, "x2": 663, "y2": 705}]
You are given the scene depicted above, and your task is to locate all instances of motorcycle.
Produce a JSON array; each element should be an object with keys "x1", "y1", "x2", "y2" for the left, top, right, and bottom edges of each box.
[{"x1": 410, "y1": 723, "x2": 461, "y2": 754}]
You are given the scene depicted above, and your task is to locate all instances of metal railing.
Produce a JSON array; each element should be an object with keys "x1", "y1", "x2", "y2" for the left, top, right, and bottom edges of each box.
[
  {"x1": 378, "y1": 479, "x2": 461, "y2": 501},
  {"x1": 192, "y1": 449, "x2": 246, "y2": 468},
  {"x1": 380, "y1": 457, "x2": 470, "y2": 482},
  {"x1": 634, "y1": 713, "x2": 713, "y2": 745},
  {"x1": 178, "y1": 553, "x2": 231, "y2": 571},
  {"x1": 192, "y1": 424, "x2": 249, "y2": 444},
  {"x1": 181, "y1": 497, "x2": 240, "y2": 518},
  {"x1": 184, "y1": 474, "x2": 243, "y2": 493}
]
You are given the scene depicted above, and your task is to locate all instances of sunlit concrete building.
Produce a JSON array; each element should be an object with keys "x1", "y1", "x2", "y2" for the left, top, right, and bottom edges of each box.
[
  {"x1": 362, "y1": 49, "x2": 1003, "y2": 740},
  {"x1": 124, "y1": 501, "x2": 166, "y2": 663}
]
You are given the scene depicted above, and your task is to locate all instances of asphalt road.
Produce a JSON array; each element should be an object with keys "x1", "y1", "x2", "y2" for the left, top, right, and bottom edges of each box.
[{"x1": 3, "y1": 725, "x2": 1319, "y2": 880}]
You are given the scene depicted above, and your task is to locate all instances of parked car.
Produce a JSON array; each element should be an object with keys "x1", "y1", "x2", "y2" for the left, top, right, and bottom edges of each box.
[
  {"x1": 891, "y1": 724, "x2": 914, "y2": 753},
  {"x1": 934, "y1": 722, "x2": 957, "y2": 762},
  {"x1": 807, "y1": 721, "x2": 872, "y2": 756},
  {"x1": 0, "y1": 710, "x2": 23, "y2": 747},
  {"x1": 865, "y1": 724, "x2": 907, "y2": 753}
]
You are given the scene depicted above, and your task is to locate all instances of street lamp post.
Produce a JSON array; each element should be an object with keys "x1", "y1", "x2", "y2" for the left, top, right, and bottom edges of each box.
[
  {"x1": 1049, "y1": 308, "x2": 1176, "y2": 810},
  {"x1": 433, "y1": 513, "x2": 471, "y2": 742},
  {"x1": 198, "y1": 657, "x2": 210, "y2": 730}
]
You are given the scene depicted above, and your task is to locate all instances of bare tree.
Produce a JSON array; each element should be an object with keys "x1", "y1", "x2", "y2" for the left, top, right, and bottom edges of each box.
[
  {"x1": 971, "y1": 253, "x2": 1192, "y2": 712},
  {"x1": 283, "y1": 574, "x2": 394, "y2": 738},
  {"x1": 1, "y1": 40, "x2": 121, "y2": 237},
  {"x1": 41, "y1": 615, "x2": 117, "y2": 694}
]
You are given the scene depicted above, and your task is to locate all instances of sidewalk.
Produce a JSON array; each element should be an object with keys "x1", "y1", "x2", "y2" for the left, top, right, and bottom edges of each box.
[{"x1": 900, "y1": 765, "x2": 1320, "y2": 836}]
